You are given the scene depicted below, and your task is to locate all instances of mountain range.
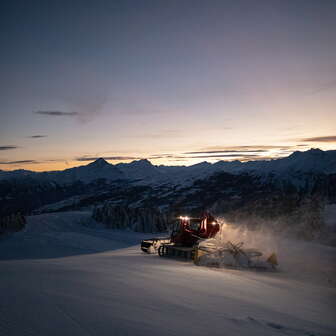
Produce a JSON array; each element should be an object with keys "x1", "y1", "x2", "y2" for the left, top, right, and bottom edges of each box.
[{"x1": 1, "y1": 148, "x2": 335, "y2": 186}]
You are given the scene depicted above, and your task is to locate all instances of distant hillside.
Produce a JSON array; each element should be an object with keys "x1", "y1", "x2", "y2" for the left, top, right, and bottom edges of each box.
[{"x1": 1, "y1": 148, "x2": 335, "y2": 241}]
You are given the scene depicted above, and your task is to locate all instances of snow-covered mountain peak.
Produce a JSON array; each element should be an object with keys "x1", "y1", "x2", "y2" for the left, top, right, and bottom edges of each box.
[
  {"x1": 192, "y1": 161, "x2": 211, "y2": 168},
  {"x1": 288, "y1": 148, "x2": 324, "y2": 159},
  {"x1": 115, "y1": 158, "x2": 168, "y2": 184},
  {"x1": 128, "y1": 159, "x2": 153, "y2": 167},
  {"x1": 87, "y1": 158, "x2": 110, "y2": 168}
]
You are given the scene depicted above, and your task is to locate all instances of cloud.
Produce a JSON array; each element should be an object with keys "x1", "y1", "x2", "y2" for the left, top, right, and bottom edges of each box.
[
  {"x1": 76, "y1": 156, "x2": 142, "y2": 162},
  {"x1": 33, "y1": 82, "x2": 107, "y2": 123},
  {"x1": 72, "y1": 100, "x2": 106, "y2": 123},
  {"x1": 34, "y1": 110, "x2": 79, "y2": 117},
  {"x1": 0, "y1": 146, "x2": 19, "y2": 151},
  {"x1": 150, "y1": 153, "x2": 271, "y2": 160},
  {"x1": 182, "y1": 154, "x2": 264, "y2": 159},
  {"x1": 27, "y1": 135, "x2": 48, "y2": 138},
  {"x1": 183, "y1": 150, "x2": 267, "y2": 155},
  {"x1": 167, "y1": 159, "x2": 188, "y2": 162},
  {"x1": 159, "y1": 154, "x2": 276, "y2": 162},
  {"x1": 0, "y1": 158, "x2": 68, "y2": 167},
  {"x1": 0, "y1": 160, "x2": 37, "y2": 164},
  {"x1": 149, "y1": 154, "x2": 175, "y2": 159},
  {"x1": 202, "y1": 145, "x2": 293, "y2": 151},
  {"x1": 301, "y1": 136, "x2": 336, "y2": 142},
  {"x1": 310, "y1": 80, "x2": 336, "y2": 95}
]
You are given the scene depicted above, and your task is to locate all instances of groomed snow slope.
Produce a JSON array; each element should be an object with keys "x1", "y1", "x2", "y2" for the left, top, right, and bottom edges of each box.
[{"x1": 0, "y1": 212, "x2": 335, "y2": 336}]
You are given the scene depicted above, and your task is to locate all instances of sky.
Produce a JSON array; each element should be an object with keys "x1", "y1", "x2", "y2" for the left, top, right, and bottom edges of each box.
[{"x1": 0, "y1": 0, "x2": 335, "y2": 171}]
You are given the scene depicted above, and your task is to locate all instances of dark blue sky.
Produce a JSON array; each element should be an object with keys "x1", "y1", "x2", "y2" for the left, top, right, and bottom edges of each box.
[{"x1": 1, "y1": 0, "x2": 335, "y2": 170}]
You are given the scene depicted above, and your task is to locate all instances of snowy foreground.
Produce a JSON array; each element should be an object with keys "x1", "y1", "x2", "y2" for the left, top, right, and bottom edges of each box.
[{"x1": 0, "y1": 212, "x2": 335, "y2": 336}]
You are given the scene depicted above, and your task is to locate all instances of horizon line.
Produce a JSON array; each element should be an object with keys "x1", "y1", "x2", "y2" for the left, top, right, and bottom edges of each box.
[{"x1": 0, "y1": 147, "x2": 333, "y2": 173}]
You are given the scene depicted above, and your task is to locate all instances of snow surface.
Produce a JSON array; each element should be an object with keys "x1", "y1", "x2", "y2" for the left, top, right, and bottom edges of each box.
[{"x1": 0, "y1": 211, "x2": 335, "y2": 336}]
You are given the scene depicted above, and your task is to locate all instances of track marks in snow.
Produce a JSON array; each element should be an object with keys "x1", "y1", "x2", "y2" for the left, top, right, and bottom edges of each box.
[
  {"x1": 228, "y1": 316, "x2": 326, "y2": 336},
  {"x1": 54, "y1": 304, "x2": 94, "y2": 336},
  {"x1": 0, "y1": 304, "x2": 38, "y2": 336}
]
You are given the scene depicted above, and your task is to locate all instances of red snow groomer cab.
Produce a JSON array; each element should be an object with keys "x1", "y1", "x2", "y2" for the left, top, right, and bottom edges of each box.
[
  {"x1": 172, "y1": 213, "x2": 219, "y2": 246},
  {"x1": 141, "y1": 213, "x2": 220, "y2": 259}
]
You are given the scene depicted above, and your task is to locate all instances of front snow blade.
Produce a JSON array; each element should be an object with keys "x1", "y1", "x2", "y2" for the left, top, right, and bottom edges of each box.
[
  {"x1": 266, "y1": 253, "x2": 278, "y2": 268},
  {"x1": 141, "y1": 238, "x2": 171, "y2": 254}
]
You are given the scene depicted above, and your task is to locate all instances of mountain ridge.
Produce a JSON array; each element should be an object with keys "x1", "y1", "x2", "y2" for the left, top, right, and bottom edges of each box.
[{"x1": 1, "y1": 148, "x2": 335, "y2": 185}]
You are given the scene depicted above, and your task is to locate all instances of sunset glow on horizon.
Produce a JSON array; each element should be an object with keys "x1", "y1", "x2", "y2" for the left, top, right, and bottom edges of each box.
[{"x1": 1, "y1": 1, "x2": 335, "y2": 172}]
